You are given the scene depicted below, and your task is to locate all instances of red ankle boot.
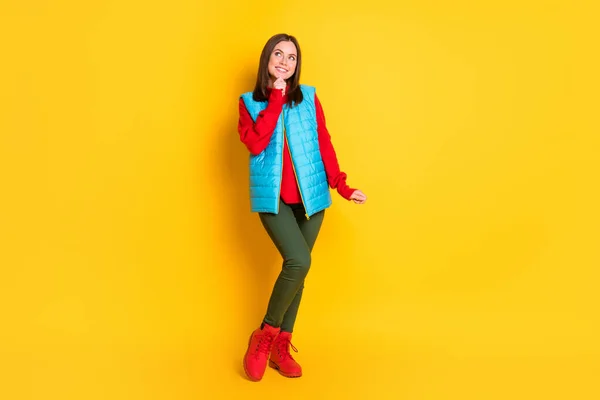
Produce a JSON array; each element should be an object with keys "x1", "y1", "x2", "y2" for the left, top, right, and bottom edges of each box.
[
  {"x1": 243, "y1": 323, "x2": 280, "y2": 381},
  {"x1": 269, "y1": 331, "x2": 302, "y2": 378}
]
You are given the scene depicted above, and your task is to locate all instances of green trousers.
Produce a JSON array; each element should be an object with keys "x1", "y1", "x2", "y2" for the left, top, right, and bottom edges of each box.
[{"x1": 259, "y1": 199, "x2": 325, "y2": 333}]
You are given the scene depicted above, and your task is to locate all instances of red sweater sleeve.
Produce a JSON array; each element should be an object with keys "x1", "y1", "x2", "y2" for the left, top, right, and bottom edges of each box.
[
  {"x1": 238, "y1": 90, "x2": 285, "y2": 156},
  {"x1": 315, "y1": 94, "x2": 356, "y2": 200}
]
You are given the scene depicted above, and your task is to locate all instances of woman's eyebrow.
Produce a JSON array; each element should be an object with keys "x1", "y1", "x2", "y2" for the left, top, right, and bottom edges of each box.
[{"x1": 273, "y1": 48, "x2": 297, "y2": 57}]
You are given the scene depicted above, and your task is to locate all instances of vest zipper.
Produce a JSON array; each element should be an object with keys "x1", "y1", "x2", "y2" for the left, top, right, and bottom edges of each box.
[
  {"x1": 282, "y1": 111, "x2": 310, "y2": 220},
  {"x1": 276, "y1": 113, "x2": 284, "y2": 214}
]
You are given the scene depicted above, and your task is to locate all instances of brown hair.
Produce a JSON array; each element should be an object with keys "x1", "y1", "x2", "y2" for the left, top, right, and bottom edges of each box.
[{"x1": 252, "y1": 33, "x2": 303, "y2": 107}]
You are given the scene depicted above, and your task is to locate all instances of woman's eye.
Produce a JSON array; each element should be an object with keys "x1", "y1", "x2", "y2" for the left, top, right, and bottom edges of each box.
[
  {"x1": 274, "y1": 51, "x2": 281, "y2": 57},
  {"x1": 289, "y1": 56, "x2": 296, "y2": 61}
]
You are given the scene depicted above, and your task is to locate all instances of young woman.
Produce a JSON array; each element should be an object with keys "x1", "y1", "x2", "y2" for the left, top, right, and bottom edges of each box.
[{"x1": 237, "y1": 33, "x2": 367, "y2": 381}]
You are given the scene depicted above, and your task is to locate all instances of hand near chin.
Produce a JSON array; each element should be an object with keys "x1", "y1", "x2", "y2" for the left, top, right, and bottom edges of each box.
[{"x1": 273, "y1": 75, "x2": 286, "y2": 96}]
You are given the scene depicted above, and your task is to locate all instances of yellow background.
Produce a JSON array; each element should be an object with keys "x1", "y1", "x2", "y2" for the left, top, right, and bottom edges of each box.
[{"x1": 1, "y1": 1, "x2": 599, "y2": 399}]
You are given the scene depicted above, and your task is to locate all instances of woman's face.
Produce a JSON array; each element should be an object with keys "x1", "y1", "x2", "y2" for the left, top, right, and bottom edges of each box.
[{"x1": 267, "y1": 40, "x2": 297, "y2": 84}]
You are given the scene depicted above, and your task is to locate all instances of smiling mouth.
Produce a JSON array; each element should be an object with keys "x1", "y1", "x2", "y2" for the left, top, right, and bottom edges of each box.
[{"x1": 275, "y1": 67, "x2": 288, "y2": 73}]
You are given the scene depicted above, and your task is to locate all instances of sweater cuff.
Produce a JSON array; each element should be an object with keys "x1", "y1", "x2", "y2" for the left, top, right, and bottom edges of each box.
[
  {"x1": 338, "y1": 185, "x2": 356, "y2": 201},
  {"x1": 269, "y1": 88, "x2": 284, "y2": 103}
]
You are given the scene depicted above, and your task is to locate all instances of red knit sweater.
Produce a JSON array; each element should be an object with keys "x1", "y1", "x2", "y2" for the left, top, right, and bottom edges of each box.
[{"x1": 238, "y1": 87, "x2": 355, "y2": 204}]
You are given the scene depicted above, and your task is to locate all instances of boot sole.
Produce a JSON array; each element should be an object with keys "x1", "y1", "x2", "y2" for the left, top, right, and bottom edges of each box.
[{"x1": 269, "y1": 360, "x2": 302, "y2": 378}]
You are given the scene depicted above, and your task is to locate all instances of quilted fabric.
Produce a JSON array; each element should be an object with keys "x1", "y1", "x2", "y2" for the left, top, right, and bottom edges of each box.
[{"x1": 240, "y1": 84, "x2": 332, "y2": 217}]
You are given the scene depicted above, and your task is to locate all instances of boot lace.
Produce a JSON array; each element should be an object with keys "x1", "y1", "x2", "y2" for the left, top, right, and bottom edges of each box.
[
  {"x1": 255, "y1": 333, "x2": 276, "y2": 357},
  {"x1": 277, "y1": 337, "x2": 298, "y2": 361}
]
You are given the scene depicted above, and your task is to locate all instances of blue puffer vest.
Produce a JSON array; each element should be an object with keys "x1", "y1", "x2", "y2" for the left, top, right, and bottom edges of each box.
[{"x1": 240, "y1": 84, "x2": 332, "y2": 218}]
